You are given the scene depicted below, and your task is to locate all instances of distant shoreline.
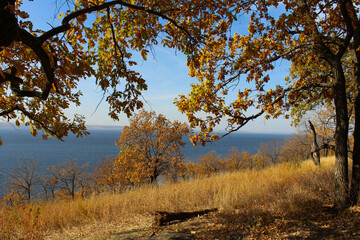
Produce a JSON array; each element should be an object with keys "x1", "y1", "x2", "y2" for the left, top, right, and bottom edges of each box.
[
  {"x1": 0, "y1": 122, "x2": 123, "y2": 130},
  {"x1": 0, "y1": 123, "x2": 292, "y2": 135}
]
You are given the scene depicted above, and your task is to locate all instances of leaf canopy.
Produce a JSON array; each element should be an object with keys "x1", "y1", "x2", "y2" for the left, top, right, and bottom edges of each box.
[{"x1": 0, "y1": 0, "x2": 238, "y2": 144}]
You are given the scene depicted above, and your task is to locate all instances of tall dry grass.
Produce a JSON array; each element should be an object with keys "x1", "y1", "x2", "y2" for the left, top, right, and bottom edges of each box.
[
  {"x1": 1, "y1": 157, "x2": 336, "y2": 239},
  {"x1": 39, "y1": 157, "x2": 335, "y2": 229}
]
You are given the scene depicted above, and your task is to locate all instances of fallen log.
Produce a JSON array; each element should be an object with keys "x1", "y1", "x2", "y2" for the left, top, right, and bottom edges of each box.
[{"x1": 154, "y1": 208, "x2": 218, "y2": 226}]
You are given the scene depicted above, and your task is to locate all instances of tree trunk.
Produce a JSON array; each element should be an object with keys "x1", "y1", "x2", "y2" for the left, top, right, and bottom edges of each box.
[
  {"x1": 0, "y1": 1, "x2": 17, "y2": 48},
  {"x1": 308, "y1": 120, "x2": 321, "y2": 166},
  {"x1": 27, "y1": 186, "x2": 31, "y2": 202},
  {"x1": 350, "y1": 89, "x2": 360, "y2": 205},
  {"x1": 149, "y1": 159, "x2": 160, "y2": 184},
  {"x1": 350, "y1": 40, "x2": 360, "y2": 205},
  {"x1": 149, "y1": 167, "x2": 160, "y2": 184},
  {"x1": 154, "y1": 208, "x2": 218, "y2": 226},
  {"x1": 332, "y1": 63, "x2": 350, "y2": 210}
]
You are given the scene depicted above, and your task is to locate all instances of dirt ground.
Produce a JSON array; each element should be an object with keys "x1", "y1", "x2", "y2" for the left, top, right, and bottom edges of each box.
[{"x1": 45, "y1": 205, "x2": 360, "y2": 240}]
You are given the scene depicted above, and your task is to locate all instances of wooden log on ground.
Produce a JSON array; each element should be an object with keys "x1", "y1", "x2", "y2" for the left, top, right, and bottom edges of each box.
[{"x1": 154, "y1": 208, "x2": 218, "y2": 226}]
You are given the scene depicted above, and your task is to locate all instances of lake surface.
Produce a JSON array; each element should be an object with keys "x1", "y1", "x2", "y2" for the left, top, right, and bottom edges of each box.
[{"x1": 0, "y1": 127, "x2": 288, "y2": 193}]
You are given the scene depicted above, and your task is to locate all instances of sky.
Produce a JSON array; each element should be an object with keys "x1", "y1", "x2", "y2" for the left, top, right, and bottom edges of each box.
[{"x1": 17, "y1": 1, "x2": 297, "y2": 134}]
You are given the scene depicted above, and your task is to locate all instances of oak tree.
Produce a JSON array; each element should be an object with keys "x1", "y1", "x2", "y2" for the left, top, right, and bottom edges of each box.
[
  {"x1": 39, "y1": 173, "x2": 58, "y2": 200},
  {"x1": 304, "y1": 105, "x2": 356, "y2": 165},
  {"x1": 163, "y1": 159, "x2": 188, "y2": 183},
  {"x1": 114, "y1": 110, "x2": 190, "y2": 184},
  {"x1": 176, "y1": 0, "x2": 360, "y2": 209}
]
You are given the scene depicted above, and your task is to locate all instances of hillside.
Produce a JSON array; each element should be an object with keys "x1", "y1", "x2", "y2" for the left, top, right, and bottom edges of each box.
[{"x1": 3, "y1": 157, "x2": 360, "y2": 239}]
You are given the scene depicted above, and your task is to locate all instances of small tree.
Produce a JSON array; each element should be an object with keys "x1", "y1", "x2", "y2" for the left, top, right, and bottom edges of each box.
[
  {"x1": 114, "y1": 110, "x2": 190, "y2": 184},
  {"x1": 303, "y1": 105, "x2": 348, "y2": 166},
  {"x1": 8, "y1": 159, "x2": 39, "y2": 202},
  {"x1": 184, "y1": 162, "x2": 203, "y2": 179},
  {"x1": 224, "y1": 148, "x2": 253, "y2": 171},
  {"x1": 39, "y1": 174, "x2": 58, "y2": 200},
  {"x1": 93, "y1": 156, "x2": 120, "y2": 193},
  {"x1": 280, "y1": 133, "x2": 312, "y2": 163},
  {"x1": 49, "y1": 159, "x2": 89, "y2": 199},
  {"x1": 251, "y1": 152, "x2": 270, "y2": 170},
  {"x1": 307, "y1": 106, "x2": 337, "y2": 152},
  {"x1": 258, "y1": 140, "x2": 283, "y2": 165},
  {"x1": 163, "y1": 160, "x2": 188, "y2": 183},
  {"x1": 196, "y1": 150, "x2": 225, "y2": 176}
]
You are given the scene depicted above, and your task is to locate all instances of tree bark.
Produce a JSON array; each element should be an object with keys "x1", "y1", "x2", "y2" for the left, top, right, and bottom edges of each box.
[
  {"x1": 0, "y1": 1, "x2": 17, "y2": 48},
  {"x1": 150, "y1": 160, "x2": 160, "y2": 184},
  {"x1": 154, "y1": 208, "x2": 218, "y2": 226},
  {"x1": 350, "y1": 35, "x2": 360, "y2": 205},
  {"x1": 332, "y1": 63, "x2": 350, "y2": 210},
  {"x1": 350, "y1": 87, "x2": 360, "y2": 205},
  {"x1": 308, "y1": 120, "x2": 321, "y2": 166}
]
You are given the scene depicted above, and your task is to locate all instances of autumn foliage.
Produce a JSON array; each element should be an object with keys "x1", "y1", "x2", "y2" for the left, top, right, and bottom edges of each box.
[
  {"x1": 113, "y1": 110, "x2": 190, "y2": 185},
  {"x1": 0, "y1": 0, "x2": 238, "y2": 144},
  {"x1": 1, "y1": 0, "x2": 359, "y2": 222}
]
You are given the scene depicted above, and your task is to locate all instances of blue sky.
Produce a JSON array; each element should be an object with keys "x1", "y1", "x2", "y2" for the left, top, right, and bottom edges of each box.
[{"x1": 19, "y1": 1, "x2": 297, "y2": 134}]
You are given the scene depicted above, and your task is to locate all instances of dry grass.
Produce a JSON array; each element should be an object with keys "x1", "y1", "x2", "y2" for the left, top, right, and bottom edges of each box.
[
  {"x1": 2, "y1": 157, "x2": 337, "y2": 239},
  {"x1": 41, "y1": 158, "x2": 334, "y2": 229}
]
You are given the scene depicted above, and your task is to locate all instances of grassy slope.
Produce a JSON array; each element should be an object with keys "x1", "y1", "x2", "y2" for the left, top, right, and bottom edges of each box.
[
  {"x1": 42, "y1": 158, "x2": 333, "y2": 226},
  {"x1": 9, "y1": 157, "x2": 360, "y2": 239}
]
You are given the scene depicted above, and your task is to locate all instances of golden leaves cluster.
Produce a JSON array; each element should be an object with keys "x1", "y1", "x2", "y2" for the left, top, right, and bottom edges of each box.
[{"x1": 113, "y1": 110, "x2": 190, "y2": 184}]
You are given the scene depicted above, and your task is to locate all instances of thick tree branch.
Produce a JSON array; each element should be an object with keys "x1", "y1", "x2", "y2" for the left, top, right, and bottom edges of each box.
[
  {"x1": 39, "y1": 0, "x2": 195, "y2": 44},
  {"x1": 0, "y1": 106, "x2": 20, "y2": 116},
  {"x1": 337, "y1": 0, "x2": 356, "y2": 58},
  {"x1": 0, "y1": 69, "x2": 23, "y2": 85},
  {"x1": 17, "y1": 28, "x2": 56, "y2": 99},
  {"x1": 0, "y1": 105, "x2": 64, "y2": 140}
]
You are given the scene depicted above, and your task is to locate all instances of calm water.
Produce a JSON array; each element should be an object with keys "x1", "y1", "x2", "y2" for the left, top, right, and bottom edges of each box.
[{"x1": 0, "y1": 127, "x2": 288, "y2": 192}]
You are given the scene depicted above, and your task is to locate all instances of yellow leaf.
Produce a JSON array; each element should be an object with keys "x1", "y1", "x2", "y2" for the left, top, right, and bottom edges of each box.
[{"x1": 58, "y1": 12, "x2": 64, "y2": 19}]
